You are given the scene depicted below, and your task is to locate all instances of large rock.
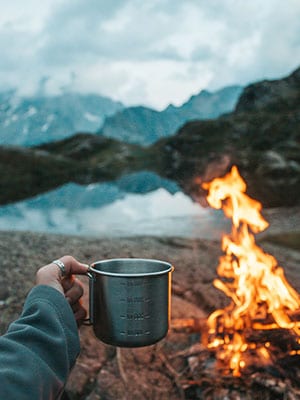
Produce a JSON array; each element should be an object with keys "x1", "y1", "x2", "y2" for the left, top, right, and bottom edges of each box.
[
  {"x1": 235, "y1": 67, "x2": 300, "y2": 113},
  {"x1": 153, "y1": 66, "x2": 300, "y2": 207}
]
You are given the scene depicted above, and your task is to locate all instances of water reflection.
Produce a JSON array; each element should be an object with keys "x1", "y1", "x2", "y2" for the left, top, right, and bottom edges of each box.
[{"x1": 0, "y1": 172, "x2": 230, "y2": 238}]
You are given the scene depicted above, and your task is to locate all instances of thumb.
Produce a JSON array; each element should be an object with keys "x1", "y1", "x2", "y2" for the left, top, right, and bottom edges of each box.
[{"x1": 59, "y1": 255, "x2": 89, "y2": 276}]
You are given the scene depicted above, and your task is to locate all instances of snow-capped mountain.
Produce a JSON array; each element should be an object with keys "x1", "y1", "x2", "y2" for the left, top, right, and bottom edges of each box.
[{"x1": 0, "y1": 90, "x2": 123, "y2": 146}]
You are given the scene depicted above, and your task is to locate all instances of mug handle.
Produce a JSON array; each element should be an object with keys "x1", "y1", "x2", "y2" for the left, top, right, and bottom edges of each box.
[{"x1": 82, "y1": 268, "x2": 95, "y2": 326}]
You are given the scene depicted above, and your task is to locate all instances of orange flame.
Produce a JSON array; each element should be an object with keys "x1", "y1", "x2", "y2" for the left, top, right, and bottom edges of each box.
[{"x1": 202, "y1": 166, "x2": 300, "y2": 376}]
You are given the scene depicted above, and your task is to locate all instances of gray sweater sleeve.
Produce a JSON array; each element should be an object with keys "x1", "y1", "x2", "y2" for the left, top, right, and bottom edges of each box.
[{"x1": 0, "y1": 285, "x2": 80, "y2": 399}]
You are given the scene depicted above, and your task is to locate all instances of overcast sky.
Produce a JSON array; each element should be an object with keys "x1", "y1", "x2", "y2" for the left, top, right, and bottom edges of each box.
[{"x1": 0, "y1": 0, "x2": 299, "y2": 109}]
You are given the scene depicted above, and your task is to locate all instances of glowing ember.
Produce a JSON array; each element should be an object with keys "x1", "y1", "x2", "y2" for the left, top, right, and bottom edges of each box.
[{"x1": 202, "y1": 165, "x2": 300, "y2": 376}]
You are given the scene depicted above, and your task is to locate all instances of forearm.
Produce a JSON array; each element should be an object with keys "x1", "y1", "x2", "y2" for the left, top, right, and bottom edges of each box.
[{"x1": 0, "y1": 285, "x2": 80, "y2": 399}]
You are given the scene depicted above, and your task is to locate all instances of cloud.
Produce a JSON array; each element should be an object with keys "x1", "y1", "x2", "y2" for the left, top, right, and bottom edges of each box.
[
  {"x1": 38, "y1": 0, "x2": 183, "y2": 65},
  {"x1": 0, "y1": 0, "x2": 299, "y2": 108}
]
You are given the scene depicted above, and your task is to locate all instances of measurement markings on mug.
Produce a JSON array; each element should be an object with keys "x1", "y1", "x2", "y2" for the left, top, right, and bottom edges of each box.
[
  {"x1": 128, "y1": 296, "x2": 149, "y2": 303},
  {"x1": 119, "y1": 297, "x2": 150, "y2": 303},
  {"x1": 127, "y1": 330, "x2": 151, "y2": 336},
  {"x1": 119, "y1": 330, "x2": 150, "y2": 336},
  {"x1": 120, "y1": 313, "x2": 150, "y2": 320}
]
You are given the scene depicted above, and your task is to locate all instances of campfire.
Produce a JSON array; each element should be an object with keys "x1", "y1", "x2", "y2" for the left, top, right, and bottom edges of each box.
[{"x1": 201, "y1": 165, "x2": 300, "y2": 377}]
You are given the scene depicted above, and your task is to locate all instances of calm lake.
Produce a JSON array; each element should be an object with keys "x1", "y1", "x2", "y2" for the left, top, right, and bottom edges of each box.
[{"x1": 0, "y1": 172, "x2": 230, "y2": 239}]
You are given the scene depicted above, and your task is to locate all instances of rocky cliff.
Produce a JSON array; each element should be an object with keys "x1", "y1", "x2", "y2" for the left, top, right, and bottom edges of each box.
[
  {"x1": 153, "y1": 66, "x2": 300, "y2": 207},
  {"x1": 236, "y1": 67, "x2": 300, "y2": 113}
]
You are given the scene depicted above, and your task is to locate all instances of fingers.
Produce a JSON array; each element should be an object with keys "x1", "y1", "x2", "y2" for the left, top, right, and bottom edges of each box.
[
  {"x1": 59, "y1": 255, "x2": 89, "y2": 276},
  {"x1": 52, "y1": 257, "x2": 88, "y2": 323},
  {"x1": 64, "y1": 277, "x2": 84, "y2": 305},
  {"x1": 71, "y1": 301, "x2": 87, "y2": 318},
  {"x1": 66, "y1": 299, "x2": 87, "y2": 326},
  {"x1": 37, "y1": 255, "x2": 88, "y2": 290},
  {"x1": 62, "y1": 276, "x2": 87, "y2": 324},
  {"x1": 74, "y1": 303, "x2": 87, "y2": 327},
  {"x1": 36, "y1": 255, "x2": 89, "y2": 326}
]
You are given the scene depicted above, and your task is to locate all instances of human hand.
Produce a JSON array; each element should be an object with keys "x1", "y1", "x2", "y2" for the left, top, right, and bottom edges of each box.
[{"x1": 36, "y1": 255, "x2": 89, "y2": 325}]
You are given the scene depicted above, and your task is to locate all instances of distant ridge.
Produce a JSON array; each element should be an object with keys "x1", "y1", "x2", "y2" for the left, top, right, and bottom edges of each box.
[{"x1": 98, "y1": 85, "x2": 243, "y2": 145}]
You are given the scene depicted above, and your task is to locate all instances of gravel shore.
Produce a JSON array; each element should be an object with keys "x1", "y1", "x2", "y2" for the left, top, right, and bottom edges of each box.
[{"x1": 0, "y1": 207, "x2": 299, "y2": 399}]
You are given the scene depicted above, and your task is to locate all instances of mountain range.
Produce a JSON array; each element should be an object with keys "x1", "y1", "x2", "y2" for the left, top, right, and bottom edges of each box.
[
  {"x1": 0, "y1": 85, "x2": 242, "y2": 146},
  {"x1": 0, "y1": 66, "x2": 299, "y2": 208}
]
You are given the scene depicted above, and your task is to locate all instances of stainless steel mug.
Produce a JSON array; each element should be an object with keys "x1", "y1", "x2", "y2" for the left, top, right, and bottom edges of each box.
[{"x1": 85, "y1": 258, "x2": 174, "y2": 347}]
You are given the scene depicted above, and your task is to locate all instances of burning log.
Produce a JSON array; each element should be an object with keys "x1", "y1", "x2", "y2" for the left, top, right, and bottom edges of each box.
[
  {"x1": 171, "y1": 316, "x2": 300, "y2": 337},
  {"x1": 167, "y1": 316, "x2": 300, "y2": 398},
  {"x1": 171, "y1": 315, "x2": 300, "y2": 364},
  {"x1": 171, "y1": 318, "x2": 206, "y2": 333}
]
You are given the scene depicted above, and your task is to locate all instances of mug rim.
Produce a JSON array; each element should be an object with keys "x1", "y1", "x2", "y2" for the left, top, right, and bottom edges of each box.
[{"x1": 89, "y1": 258, "x2": 174, "y2": 277}]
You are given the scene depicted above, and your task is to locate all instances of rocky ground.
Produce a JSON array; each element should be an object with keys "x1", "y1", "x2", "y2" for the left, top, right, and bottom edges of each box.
[{"x1": 0, "y1": 207, "x2": 299, "y2": 399}]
